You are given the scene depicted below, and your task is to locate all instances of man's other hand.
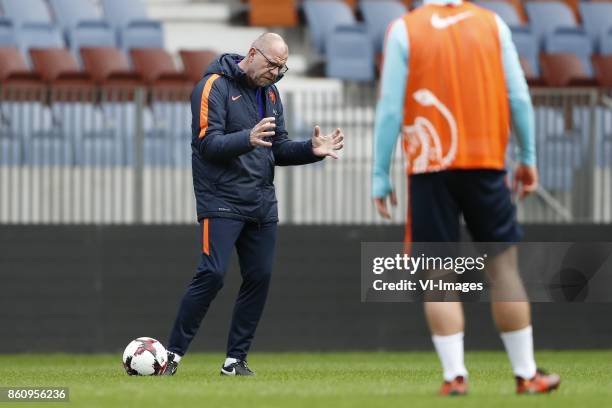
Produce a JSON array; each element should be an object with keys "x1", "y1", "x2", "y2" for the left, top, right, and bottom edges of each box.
[
  {"x1": 250, "y1": 117, "x2": 275, "y2": 147},
  {"x1": 312, "y1": 125, "x2": 344, "y2": 159},
  {"x1": 513, "y1": 164, "x2": 538, "y2": 199}
]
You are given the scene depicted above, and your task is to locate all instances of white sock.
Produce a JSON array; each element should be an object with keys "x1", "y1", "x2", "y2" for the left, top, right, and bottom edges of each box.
[
  {"x1": 432, "y1": 332, "x2": 468, "y2": 381},
  {"x1": 500, "y1": 325, "x2": 537, "y2": 379},
  {"x1": 169, "y1": 352, "x2": 182, "y2": 363},
  {"x1": 224, "y1": 357, "x2": 239, "y2": 367}
]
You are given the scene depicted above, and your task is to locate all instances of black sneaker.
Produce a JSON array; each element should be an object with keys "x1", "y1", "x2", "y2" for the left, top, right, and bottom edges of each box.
[
  {"x1": 220, "y1": 360, "x2": 255, "y2": 376},
  {"x1": 161, "y1": 351, "x2": 179, "y2": 376}
]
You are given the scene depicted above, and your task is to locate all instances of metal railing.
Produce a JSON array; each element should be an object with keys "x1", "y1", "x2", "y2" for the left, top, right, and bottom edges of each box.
[{"x1": 0, "y1": 84, "x2": 610, "y2": 224}]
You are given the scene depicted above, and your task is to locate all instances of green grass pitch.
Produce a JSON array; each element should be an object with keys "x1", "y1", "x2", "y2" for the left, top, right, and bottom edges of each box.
[{"x1": 0, "y1": 351, "x2": 610, "y2": 407}]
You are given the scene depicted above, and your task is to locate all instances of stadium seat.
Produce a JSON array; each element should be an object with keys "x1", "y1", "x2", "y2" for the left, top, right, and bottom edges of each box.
[
  {"x1": 0, "y1": 47, "x2": 37, "y2": 82},
  {"x1": 0, "y1": 48, "x2": 32, "y2": 165},
  {"x1": 360, "y1": 0, "x2": 407, "y2": 54},
  {"x1": 592, "y1": 55, "x2": 612, "y2": 87},
  {"x1": 601, "y1": 28, "x2": 612, "y2": 55},
  {"x1": 511, "y1": 27, "x2": 540, "y2": 76},
  {"x1": 579, "y1": 2, "x2": 612, "y2": 52},
  {"x1": 551, "y1": 0, "x2": 580, "y2": 21},
  {"x1": 48, "y1": 0, "x2": 115, "y2": 58},
  {"x1": 67, "y1": 23, "x2": 116, "y2": 62},
  {"x1": 524, "y1": 1, "x2": 578, "y2": 46},
  {"x1": 0, "y1": 0, "x2": 67, "y2": 63},
  {"x1": 120, "y1": 22, "x2": 164, "y2": 51},
  {"x1": 325, "y1": 25, "x2": 375, "y2": 81},
  {"x1": 179, "y1": 49, "x2": 218, "y2": 84},
  {"x1": 0, "y1": 0, "x2": 53, "y2": 26},
  {"x1": 544, "y1": 28, "x2": 594, "y2": 76},
  {"x1": 534, "y1": 106, "x2": 584, "y2": 191},
  {"x1": 539, "y1": 53, "x2": 594, "y2": 86},
  {"x1": 303, "y1": 0, "x2": 359, "y2": 54},
  {"x1": 519, "y1": 56, "x2": 543, "y2": 85},
  {"x1": 18, "y1": 25, "x2": 65, "y2": 63},
  {"x1": 80, "y1": 47, "x2": 139, "y2": 83},
  {"x1": 101, "y1": 0, "x2": 164, "y2": 50},
  {"x1": 129, "y1": 48, "x2": 188, "y2": 84},
  {"x1": 29, "y1": 48, "x2": 89, "y2": 82},
  {"x1": 49, "y1": 0, "x2": 101, "y2": 28},
  {"x1": 248, "y1": 0, "x2": 298, "y2": 27},
  {"x1": 474, "y1": 1, "x2": 523, "y2": 28},
  {"x1": 0, "y1": 18, "x2": 17, "y2": 47}
]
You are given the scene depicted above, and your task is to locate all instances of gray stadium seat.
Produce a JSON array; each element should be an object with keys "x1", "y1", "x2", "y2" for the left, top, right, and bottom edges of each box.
[
  {"x1": 0, "y1": 0, "x2": 64, "y2": 63},
  {"x1": 0, "y1": 0, "x2": 53, "y2": 26},
  {"x1": 120, "y1": 23, "x2": 164, "y2": 51},
  {"x1": 18, "y1": 25, "x2": 65, "y2": 64},
  {"x1": 303, "y1": 0, "x2": 358, "y2": 54},
  {"x1": 325, "y1": 25, "x2": 374, "y2": 82},
  {"x1": 545, "y1": 28, "x2": 593, "y2": 77},
  {"x1": 48, "y1": 0, "x2": 115, "y2": 58},
  {"x1": 579, "y1": 2, "x2": 612, "y2": 53},
  {"x1": 475, "y1": 1, "x2": 523, "y2": 28},
  {"x1": 360, "y1": 0, "x2": 407, "y2": 53},
  {"x1": 101, "y1": 0, "x2": 164, "y2": 50},
  {"x1": 535, "y1": 107, "x2": 583, "y2": 192},
  {"x1": 524, "y1": 1, "x2": 577, "y2": 46},
  {"x1": 0, "y1": 18, "x2": 18, "y2": 47},
  {"x1": 511, "y1": 27, "x2": 540, "y2": 76},
  {"x1": 601, "y1": 28, "x2": 612, "y2": 56}
]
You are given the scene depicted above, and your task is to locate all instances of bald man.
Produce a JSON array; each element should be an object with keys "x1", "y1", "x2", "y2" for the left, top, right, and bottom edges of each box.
[{"x1": 163, "y1": 33, "x2": 344, "y2": 376}]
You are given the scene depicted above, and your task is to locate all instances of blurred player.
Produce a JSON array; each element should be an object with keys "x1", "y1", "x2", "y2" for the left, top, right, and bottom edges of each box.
[{"x1": 372, "y1": 0, "x2": 560, "y2": 395}]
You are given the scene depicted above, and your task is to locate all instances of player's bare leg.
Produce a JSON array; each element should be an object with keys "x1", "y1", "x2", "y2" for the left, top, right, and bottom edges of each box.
[
  {"x1": 425, "y1": 302, "x2": 468, "y2": 395},
  {"x1": 487, "y1": 246, "x2": 560, "y2": 394}
]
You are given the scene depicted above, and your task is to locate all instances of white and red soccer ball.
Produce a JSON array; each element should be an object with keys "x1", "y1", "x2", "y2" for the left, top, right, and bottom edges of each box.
[{"x1": 122, "y1": 337, "x2": 168, "y2": 376}]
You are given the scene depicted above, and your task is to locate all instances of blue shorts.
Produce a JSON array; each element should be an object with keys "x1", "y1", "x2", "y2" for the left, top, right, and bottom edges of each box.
[{"x1": 407, "y1": 169, "x2": 522, "y2": 243}]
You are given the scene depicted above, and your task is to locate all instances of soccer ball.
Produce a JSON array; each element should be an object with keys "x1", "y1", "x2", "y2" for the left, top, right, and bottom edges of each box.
[{"x1": 122, "y1": 337, "x2": 168, "y2": 376}]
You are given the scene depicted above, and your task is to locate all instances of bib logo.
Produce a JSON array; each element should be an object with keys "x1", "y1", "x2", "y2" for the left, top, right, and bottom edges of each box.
[{"x1": 268, "y1": 89, "x2": 276, "y2": 104}]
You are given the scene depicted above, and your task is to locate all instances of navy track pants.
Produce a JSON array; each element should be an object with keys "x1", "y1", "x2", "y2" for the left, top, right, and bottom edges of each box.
[{"x1": 167, "y1": 218, "x2": 277, "y2": 360}]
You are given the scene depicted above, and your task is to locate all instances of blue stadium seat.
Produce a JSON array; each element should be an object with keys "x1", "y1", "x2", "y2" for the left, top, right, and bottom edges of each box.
[
  {"x1": 120, "y1": 22, "x2": 164, "y2": 50},
  {"x1": 524, "y1": 1, "x2": 577, "y2": 46},
  {"x1": 51, "y1": 102, "x2": 123, "y2": 166},
  {"x1": 360, "y1": 0, "x2": 406, "y2": 54},
  {"x1": 475, "y1": 1, "x2": 523, "y2": 28},
  {"x1": 18, "y1": 25, "x2": 64, "y2": 64},
  {"x1": 151, "y1": 101, "x2": 192, "y2": 166},
  {"x1": 101, "y1": 102, "x2": 177, "y2": 166},
  {"x1": 534, "y1": 107, "x2": 584, "y2": 192},
  {"x1": 511, "y1": 27, "x2": 540, "y2": 76},
  {"x1": 0, "y1": 131, "x2": 21, "y2": 165},
  {"x1": 545, "y1": 28, "x2": 593, "y2": 76},
  {"x1": 595, "y1": 107, "x2": 612, "y2": 166},
  {"x1": 303, "y1": 0, "x2": 358, "y2": 54},
  {"x1": 325, "y1": 25, "x2": 375, "y2": 82},
  {"x1": 0, "y1": 0, "x2": 53, "y2": 27},
  {"x1": 599, "y1": 28, "x2": 612, "y2": 56},
  {"x1": 49, "y1": 0, "x2": 100, "y2": 29},
  {"x1": 101, "y1": 0, "x2": 164, "y2": 50},
  {"x1": 579, "y1": 2, "x2": 612, "y2": 53},
  {"x1": 0, "y1": 0, "x2": 64, "y2": 61},
  {"x1": 0, "y1": 18, "x2": 18, "y2": 47},
  {"x1": 48, "y1": 0, "x2": 115, "y2": 57},
  {"x1": 67, "y1": 23, "x2": 116, "y2": 60},
  {"x1": 24, "y1": 130, "x2": 73, "y2": 165},
  {"x1": 101, "y1": 102, "x2": 137, "y2": 165}
]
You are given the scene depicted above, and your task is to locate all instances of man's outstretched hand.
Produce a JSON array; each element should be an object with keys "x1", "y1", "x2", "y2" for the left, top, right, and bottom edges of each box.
[{"x1": 312, "y1": 126, "x2": 344, "y2": 159}]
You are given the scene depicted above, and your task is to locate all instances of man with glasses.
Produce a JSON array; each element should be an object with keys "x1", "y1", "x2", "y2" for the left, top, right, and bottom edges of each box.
[{"x1": 163, "y1": 33, "x2": 344, "y2": 376}]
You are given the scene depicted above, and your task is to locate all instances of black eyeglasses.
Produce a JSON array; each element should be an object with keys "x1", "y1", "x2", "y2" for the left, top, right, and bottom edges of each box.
[{"x1": 255, "y1": 48, "x2": 289, "y2": 75}]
